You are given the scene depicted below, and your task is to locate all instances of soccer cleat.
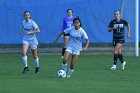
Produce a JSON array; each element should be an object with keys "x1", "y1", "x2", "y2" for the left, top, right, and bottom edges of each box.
[
  {"x1": 22, "y1": 67, "x2": 29, "y2": 73},
  {"x1": 35, "y1": 67, "x2": 39, "y2": 73},
  {"x1": 111, "y1": 64, "x2": 116, "y2": 70},
  {"x1": 121, "y1": 61, "x2": 126, "y2": 69},
  {"x1": 67, "y1": 75, "x2": 71, "y2": 78}
]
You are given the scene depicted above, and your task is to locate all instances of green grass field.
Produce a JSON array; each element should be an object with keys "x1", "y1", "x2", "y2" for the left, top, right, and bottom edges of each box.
[{"x1": 0, "y1": 54, "x2": 140, "y2": 93}]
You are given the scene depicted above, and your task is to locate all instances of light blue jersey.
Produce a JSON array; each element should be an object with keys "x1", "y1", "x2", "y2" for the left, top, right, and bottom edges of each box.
[
  {"x1": 22, "y1": 19, "x2": 39, "y2": 49},
  {"x1": 64, "y1": 26, "x2": 88, "y2": 55}
]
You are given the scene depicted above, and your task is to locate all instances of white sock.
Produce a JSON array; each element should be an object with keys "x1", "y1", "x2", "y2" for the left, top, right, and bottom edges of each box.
[
  {"x1": 34, "y1": 57, "x2": 39, "y2": 67},
  {"x1": 22, "y1": 56, "x2": 28, "y2": 67},
  {"x1": 62, "y1": 63, "x2": 67, "y2": 71},
  {"x1": 68, "y1": 68, "x2": 74, "y2": 76}
]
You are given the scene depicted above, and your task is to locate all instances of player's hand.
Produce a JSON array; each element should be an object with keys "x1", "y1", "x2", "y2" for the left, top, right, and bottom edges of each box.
[
  {"x1": 82, "y1": 47, "x2": 87, "y2": 52},
  {"x1": 19, "y1": 31, "x2": 22, "y2": 35},
  {"x1": 26, "y1": 32, "x2": 31, "y2": 35},
  {"x1": 112, "y1": 27, "x2": 117, "y2": 30}
]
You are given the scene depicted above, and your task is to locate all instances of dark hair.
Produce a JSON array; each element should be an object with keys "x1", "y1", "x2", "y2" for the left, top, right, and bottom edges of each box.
[
  {"x1": 23, "y1": 11, "x2": 31, "y2": 19},
  {"x1": 114, "y1": 10, "x2": 121, "y2": 14},
  {"x1": 73, "y1": 17, "x2": 82, "y2": 27},
  {"x1": 67, "y1": 9, "x2": 73, "y2": 13}
]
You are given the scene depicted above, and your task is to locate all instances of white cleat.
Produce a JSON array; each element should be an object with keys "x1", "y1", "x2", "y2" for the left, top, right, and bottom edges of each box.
[
  {"x1": 121, "y1": 61, "x2": 126, "y2": 70},
  {"x1": 111, "y1": 64, "x2": 116, "y2": 70}
]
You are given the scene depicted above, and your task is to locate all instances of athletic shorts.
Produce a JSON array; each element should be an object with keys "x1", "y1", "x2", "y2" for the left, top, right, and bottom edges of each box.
[
  {"x1": 66, "y1": 47, "x2": 80, "y2": 55},
  {"x1": 113, "y1": 40, "x2": 125, "y2": 47},
  {"x1": 22, "y1": 39, "x2": 38, "y2": 49},
  {"x1": 64, "y1": 33, "x2": 70, "y2": 36}
]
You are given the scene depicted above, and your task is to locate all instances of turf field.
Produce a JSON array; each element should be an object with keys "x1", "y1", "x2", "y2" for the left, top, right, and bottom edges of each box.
[{"x1": 0, "y1": 54, "x2": 140, "y2": 93}]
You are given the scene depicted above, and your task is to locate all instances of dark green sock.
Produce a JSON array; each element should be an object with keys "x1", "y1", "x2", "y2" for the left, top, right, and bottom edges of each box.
[
  {"x1": 114, "y1": 54, "x2": 118, "y2": 65},
  {"x1": 118, "y1": 54, "x2": 124, "y2": 63}
]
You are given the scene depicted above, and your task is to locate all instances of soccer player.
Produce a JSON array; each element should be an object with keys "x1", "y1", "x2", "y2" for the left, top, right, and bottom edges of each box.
[
  {"x1": 54, "y1": 9, "x2": 74, "y2": 58},
  {"x1": 108, "y1": 10, "x2": 130, "y2": 70},
  {"x1": 19, "y1": 11, "x2": 40, "y2": 73},
  {"x1": 54, "y1": 17, "x2": 89, "y2": 77}
]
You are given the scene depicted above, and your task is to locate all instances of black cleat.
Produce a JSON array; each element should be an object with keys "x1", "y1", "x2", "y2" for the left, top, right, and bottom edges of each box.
[
  {"x1": 22, "y1": 67, "x2": 29, "y2": 73},
  {"x1": 35, "y1": 67, "x2": 39, "y2": 73}
]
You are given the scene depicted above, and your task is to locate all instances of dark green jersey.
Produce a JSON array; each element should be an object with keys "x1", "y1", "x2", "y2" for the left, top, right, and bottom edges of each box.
[{"x1": 108, "y1": 19, "x2": 128, "y2": 41}]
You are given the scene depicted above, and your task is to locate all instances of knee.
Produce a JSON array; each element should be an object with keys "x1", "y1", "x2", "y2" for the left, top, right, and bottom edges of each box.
[
  {"x1": 118, "y1": 50, "x2": 122, "y2": 55},
  {"x1": 63, "y1": 44, "x2": 67, "y2": 48},
  {"x1": 33, "y1": 54, "x2": 38, "y2": 59},
  {"x1": 22, "y1": 51, "x2": 27, "y2": 56},
  {"x1": 114, "y1": 50, "x2": 119, "y2": 55},
  {"x1": 33, "y1": 56, "x2": 38, "y2": 59}
]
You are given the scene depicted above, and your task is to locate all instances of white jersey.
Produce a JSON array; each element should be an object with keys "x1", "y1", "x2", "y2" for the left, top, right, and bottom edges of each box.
[
  {"x1": 64, "y1": 26, "x2": 88, "y2": 51},
  {"x1": 23, "y1": 19, "x2": 38, "y2": 41}
]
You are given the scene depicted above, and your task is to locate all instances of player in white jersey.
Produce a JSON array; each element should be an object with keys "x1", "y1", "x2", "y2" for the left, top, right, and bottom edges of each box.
[
  {"x1": 19, "y1": 11, "x2": 40, "y2": 73},
  {"x1": 54, "y1": 17, "x2": 89, "y2": 77}
]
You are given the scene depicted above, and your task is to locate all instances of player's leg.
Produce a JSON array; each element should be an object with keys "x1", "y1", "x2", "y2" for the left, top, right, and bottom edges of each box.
[
  {"x1": 67, "y1": 55, "x2": 79, "y2": 77},
  {"x1": 22, "y1": 42, "x2": 29, "y2": 73},
  {"x1": 118, "y1": 48, "x2": 124, "y2": 63},
  {"x1": 111, "y1": 43, "x2": 123, "y2": 70},
  {"x1": 32, "y1": 48, "x2": 39, "y2": 73},
  {"x1": 118, "y1": 48, "x2": 126, "y2": 69},
  {"x1": 62, "y1": 35, "x2": 69, "y2": 58},
  {"x1": 62, "y1": 51, "x2": 71, "y2": 71},
  {"x1": 31, "y1": 42, "x2": 39, "y2": 73}
]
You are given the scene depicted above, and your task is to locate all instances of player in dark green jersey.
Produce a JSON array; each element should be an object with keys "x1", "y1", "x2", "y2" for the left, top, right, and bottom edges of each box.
[{"x1": 108, "y1": 10, "x2": 130, "y2": 70}]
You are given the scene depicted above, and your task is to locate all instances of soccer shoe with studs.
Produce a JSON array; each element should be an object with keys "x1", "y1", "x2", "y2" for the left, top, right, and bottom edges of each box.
[
  {"x1": 35, "y1": 67, "x2": 40, "y2": 73},
  {"x1": 22, "y1": 67, "x2": 29, "y2": 73},
  {"x1": 121, "y1": 61, "x2": 126, "y2": 70},
  {"x1": 111, "y1": 64, "x2": 116, "y2": 70}
]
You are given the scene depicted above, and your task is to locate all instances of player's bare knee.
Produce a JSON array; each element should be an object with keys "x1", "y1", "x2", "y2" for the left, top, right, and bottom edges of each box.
[
  {"x1": 22, "y1": 51, "x2": 27, "y2": 56},
  {"x1": 118, "y1": 50, "x2": 122, "y2": 55},
  {"x1": 63, "y1": 44, "x2": 67, "y2": 48},
  {"x1": 114, "y1": 50, "x2": 119, "y2": 54},
  {"x1": 33, "y1": 55, "x2": 38, "y2": 59}
]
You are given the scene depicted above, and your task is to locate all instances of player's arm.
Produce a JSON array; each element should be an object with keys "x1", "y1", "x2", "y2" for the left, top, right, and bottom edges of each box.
[
  {"x1": 26, "y1": 21, "x2": 40, "y2": 35},
  {"x1": 108, "y1": 20, "x2": 116, "y2": 32},
  {"x1": 19, "y1": 26, "x2": 24, "y2": 35},
  {"x1": 127, "y1": 24, "x2": 130, "y2": 38},
  {"x1": 108, "y1": 27, "x2": 116, "y2": 32},
  {"x1": 53, "y1": 32, "x2": 65, "y2": 43},
  {"x1": 53, "y1": 27, "x2": 71, "y2": 43},
  {"x1": 82, "y1": 30, "x2": 89, "y2": 51},
  {"x1": 83, "y1": 38, "x2": 89, "y2": 52},
  {"x1": 26, "y1": 27, "x2": 40, "y2": 35}
]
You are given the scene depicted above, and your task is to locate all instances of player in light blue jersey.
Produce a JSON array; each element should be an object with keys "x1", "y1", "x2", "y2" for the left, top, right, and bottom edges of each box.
[
  {"x1": 19, "y1": 11, "x2": 40, "y2": 73},
  {"x1": 54, "y1": 17, "x2": 89, "y2": 77}
]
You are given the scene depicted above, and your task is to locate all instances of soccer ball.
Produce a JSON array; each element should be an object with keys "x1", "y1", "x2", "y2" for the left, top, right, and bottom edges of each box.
[{"x1": 57, "y1": 70, "x2": 66, "y2": 78}]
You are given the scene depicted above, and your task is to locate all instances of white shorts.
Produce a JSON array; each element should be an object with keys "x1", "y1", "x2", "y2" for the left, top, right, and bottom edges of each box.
[
  {"x1": 22, "y1": 39, "x2": 38, "y2": 50},
  {"x1": 66, "y1": 47, "x2": 80, "y2": 55}
]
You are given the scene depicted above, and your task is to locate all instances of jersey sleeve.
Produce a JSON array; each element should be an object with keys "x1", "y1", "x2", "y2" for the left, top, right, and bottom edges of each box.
[
  {"x1": 108, "y1": 20, "x2": 114, "y2": 27},
  {"x1": 123, "y1": 20, "x2": 128, "y2": 26},
  {"x1": 82, "y1": 30, "x2": 88, "y2": 39},
  {"x1": 64, "y1": 27, "x2": 72, "y2": 34},
  {"x1": 32, "y1": 20, "x2": 38, "y2": 29}
]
